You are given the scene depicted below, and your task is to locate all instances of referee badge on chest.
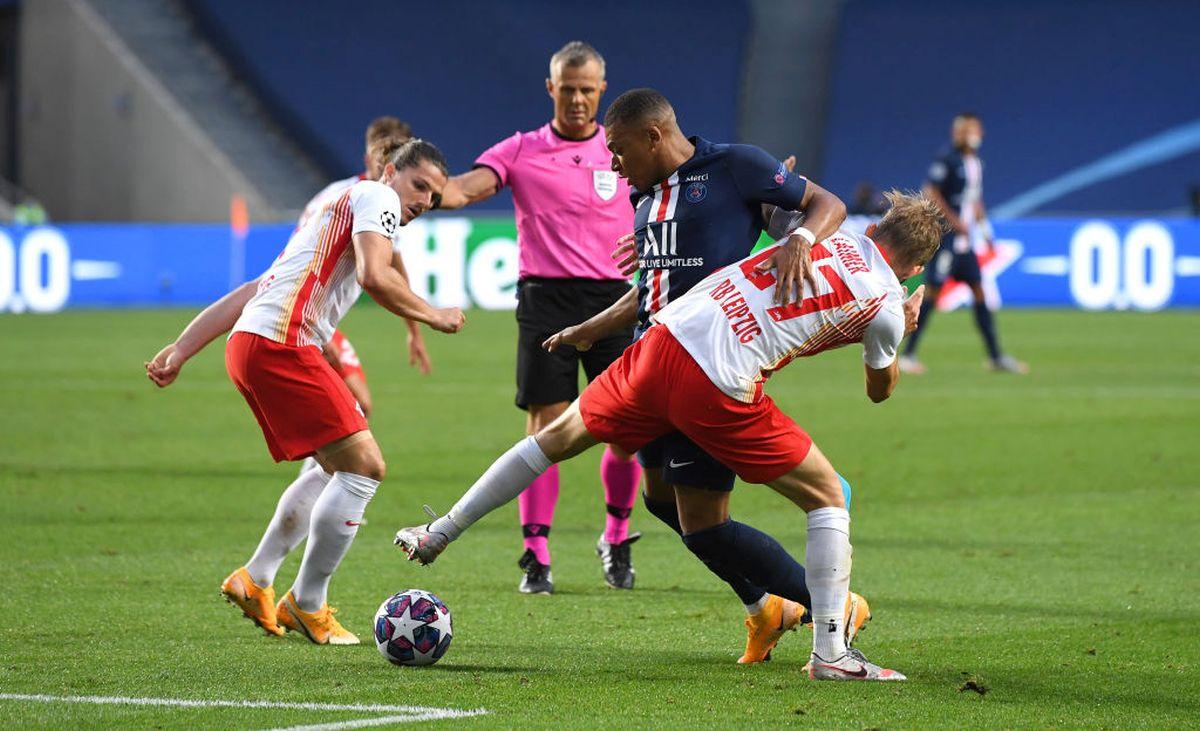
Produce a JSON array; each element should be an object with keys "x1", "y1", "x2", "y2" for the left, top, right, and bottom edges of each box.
[{"x1": 593, "y1": 170, "x2": 618, "y2": 201}]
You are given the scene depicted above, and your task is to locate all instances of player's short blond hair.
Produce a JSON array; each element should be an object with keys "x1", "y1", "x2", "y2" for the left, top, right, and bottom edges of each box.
[
  {"x1": 873, "y1": 190, "x2": 947, "y2": 267},
  {"x1": 365, "y1": 117, "x2": 413, "y2": 147}
]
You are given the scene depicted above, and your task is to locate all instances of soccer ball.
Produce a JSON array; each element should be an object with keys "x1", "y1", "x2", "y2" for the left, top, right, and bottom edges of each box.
[{"x1": 373, "y1": 589, "x2": 453, "y2": 666}]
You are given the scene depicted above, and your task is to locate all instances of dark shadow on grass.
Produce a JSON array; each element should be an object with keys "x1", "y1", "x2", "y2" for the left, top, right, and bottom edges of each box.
[
  {"x1": 428, "y1": 664, "x2": 538, "y2": 674},
  {"x1": 884, "y1": 596, "x2": 1197, "y2": 624},
  {"x1": 549, "y1": 585, "x2": 717, "y2": 598},
  {"x1": 855, "y1": 534, "x2": 1078, "y2": 553},
  {"x1": 0, "y1": 462, "x2": 280, "y2": 481},
  {"x1": 911, "y1": 661, "x2": 1200, "y2": 717}
]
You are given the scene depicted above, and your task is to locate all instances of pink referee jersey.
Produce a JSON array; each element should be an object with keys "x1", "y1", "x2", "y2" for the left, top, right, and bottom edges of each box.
[{"x1": 476, "y1": 123, "x2": 632, "y2": 280}]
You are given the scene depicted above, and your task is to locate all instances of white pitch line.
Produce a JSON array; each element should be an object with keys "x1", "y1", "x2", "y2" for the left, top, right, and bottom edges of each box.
[
  {"x1": 0, "y1": 694, "x2": 487, "y2": 723},
  {"x1": 270, "y1": 710, "x2": 484, "y2": 731}
]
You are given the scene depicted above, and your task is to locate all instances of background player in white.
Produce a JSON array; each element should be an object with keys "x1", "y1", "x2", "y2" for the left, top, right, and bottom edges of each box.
[
  {"x1": 149, "y1": 140, "x2": 464, "y2": 645},
  {"x1": 396, "y1": 191, "x2": 944, "y2": 680}
]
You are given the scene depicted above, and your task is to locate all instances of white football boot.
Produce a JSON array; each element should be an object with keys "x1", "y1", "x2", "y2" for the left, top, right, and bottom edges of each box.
[
  {"x1": 808, "y1": 647, "x2": 906, "y2": 681},
  {"x1": 394, "y1": 506, "x2": 452, "y2": 565}
]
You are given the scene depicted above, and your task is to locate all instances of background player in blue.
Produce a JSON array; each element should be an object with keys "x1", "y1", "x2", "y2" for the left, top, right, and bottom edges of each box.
[
  {"x1": 544, "y1": 89, "x2": 870, "y2": 663},
  {"x1": 900, "y1": 112, "x2": 1027, "y2": 374}
]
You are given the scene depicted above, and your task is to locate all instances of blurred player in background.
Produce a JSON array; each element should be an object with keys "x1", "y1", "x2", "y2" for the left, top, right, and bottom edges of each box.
[
  {"x1": 148, "y1": 140, "x2": 463, "y2": 645},
  {"x1": 542, "y1": 89, "x2": 866, "y2": 664},
  {"x1": 436, "y1": 41, "x2": 642, "y2": 595},
  {"x1": 397, "y1": 191, "x2": 945, "y2": 681},
  {"x1": 900, "y1": 113, "x2": 1027, "y2": 374}
]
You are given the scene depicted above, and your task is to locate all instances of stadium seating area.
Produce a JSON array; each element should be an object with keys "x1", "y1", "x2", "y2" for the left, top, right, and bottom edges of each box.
[
  {"x1": 184, "y1": 0, "x2": 1200, "y2": 215},
  {"x1": 186, "y1": 0, "x2": 752, "y2": 209}
]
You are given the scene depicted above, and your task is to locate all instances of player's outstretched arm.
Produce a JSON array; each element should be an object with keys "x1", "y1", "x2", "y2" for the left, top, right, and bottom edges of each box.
[
  {"x1": 354, "y1": 232, "x2": 465, "y2": 333},
  {"x1": 435, "y1": 167, "x2": 501, "y2": 210},
  {"x1": 793, "y1": 179, "x2": 846, "y2": 247},
  {"x1": 542, "y1": 284, "x2": 637, "y2": 353},
  {"x1": 145, "y1": 278, "x2": 259, "y2": 387},
  {"x1": 389, "y1": 249, "x2": 433, "y2": 374},
  {"x1": 755, "y1": 179, "x2": 845, "y2": 305}
]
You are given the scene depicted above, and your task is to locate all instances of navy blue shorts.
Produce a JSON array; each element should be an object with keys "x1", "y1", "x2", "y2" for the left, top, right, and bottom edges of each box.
[
  {"x1": 925, "y1": 235, "x2": 981, "y2": 287},
  {"x1": 637, "y1": 431, "x2": 736, "y2": 492}
]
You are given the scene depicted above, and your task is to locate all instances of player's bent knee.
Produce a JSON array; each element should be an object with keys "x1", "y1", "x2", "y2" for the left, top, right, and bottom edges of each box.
[
  {"x1": 362, "y1": 457, "x2": 386, "y2": 481},
  {"x1": 608, "y1": 444, "x2": 635, "y2": 461},
  {"x1": 767, "y1": 472, "x2": 843, "y2": 512},
  {"x1": 642, "y1": 469, "x2": 672, "y2": 502}
]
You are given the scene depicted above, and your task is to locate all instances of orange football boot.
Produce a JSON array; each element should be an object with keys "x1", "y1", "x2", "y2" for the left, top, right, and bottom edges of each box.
[
  {"x1": 220, "y1": 567, "x2": 284, "y2": 637},
  {"x1": 275, "y1": 590, "x2": 360, "y2": 645},
  {"x1": 844, "y1": 591, "x2": 872, "y2": 646},
  {"x1": 738, "y1": 594, "x2": 805, "y2": 664}
]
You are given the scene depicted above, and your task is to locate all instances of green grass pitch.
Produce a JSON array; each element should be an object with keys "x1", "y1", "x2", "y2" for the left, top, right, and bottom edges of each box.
[{"x1": 1, "y1": 306, "x2": 1197, "y2": 729}]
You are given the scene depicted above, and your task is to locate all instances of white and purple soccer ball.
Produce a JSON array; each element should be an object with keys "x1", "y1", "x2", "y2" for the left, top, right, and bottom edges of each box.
[{"x1": 373, "y1": 589, "x2": 453, "y2": 666}]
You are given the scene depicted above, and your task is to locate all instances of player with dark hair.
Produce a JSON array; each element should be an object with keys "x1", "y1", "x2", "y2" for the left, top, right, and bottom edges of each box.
[
  {"x1": 397, "y1": 190, "x2": 945, "y2": 681},
  {"x1": 435, "y1": 42, "x2": 645, "y2": 594},
  {"x1": 900, "y1": 112, "x2": 1027, "y2": 374},
  {"x1": 148, "y1": 139, "x2": 463, "y2": 645},
  {"x1": 533, "y1": 88, "x2": 866, "y2": 664}
]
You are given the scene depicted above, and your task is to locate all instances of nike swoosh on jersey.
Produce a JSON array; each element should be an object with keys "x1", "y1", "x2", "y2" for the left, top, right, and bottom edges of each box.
[{"x1": 668, "y1": 459, "x2": 695, "y2": 468}]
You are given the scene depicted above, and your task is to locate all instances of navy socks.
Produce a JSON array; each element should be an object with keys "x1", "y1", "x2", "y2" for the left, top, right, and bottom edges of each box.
[{"x1": 681, "y1": 519, "x2": 811, "y2": 608}]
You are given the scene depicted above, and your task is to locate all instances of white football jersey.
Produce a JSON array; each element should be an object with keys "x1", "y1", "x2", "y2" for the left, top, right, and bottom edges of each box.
[
  {"x1": 653, "y1": 229, "x2": 907, "y2": 403},
  {"x1": 233, "y1": 180, "x2": 401, "y2": 347},
  {"x1": 295, "y1": 174, "x2": 362, "y2": 233}
]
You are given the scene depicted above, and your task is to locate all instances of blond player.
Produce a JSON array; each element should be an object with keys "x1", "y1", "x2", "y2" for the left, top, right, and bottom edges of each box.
[
  {"x1": 397, "y1": 191, "x2": 943, "y2": 680},
  {"x1": 151, "y1": 139, "x2": 463, "y2": 645}
]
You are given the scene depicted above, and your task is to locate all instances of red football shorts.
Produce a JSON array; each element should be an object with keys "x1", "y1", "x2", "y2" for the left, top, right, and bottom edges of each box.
[
  {"x1": 329, "y1": 329, "x2": 366, "y2": 380},
  {"x1": 579, "y1": 326, "x2": 812, "y2": 484},
  {"x1": 225, "y1": 331, "x2": 369, "y2": 462}
]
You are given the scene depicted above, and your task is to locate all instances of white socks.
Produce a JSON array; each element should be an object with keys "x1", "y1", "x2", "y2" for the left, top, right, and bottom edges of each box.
[
  {"x1": 806, "y1": 506, "x2": 852, "y2": 660},
  {"x1": 430, "y1": 436, "x2": 552, "y2": 541},
  {"x1": 744, "y1": 594, "x2": 769, "y2": 616},
  {"x1": 291, "y1": 471, "x2": 379, "y2": 612},
  {"x1": 245, "y1": 465, "x2": 331, "y2": 587}
]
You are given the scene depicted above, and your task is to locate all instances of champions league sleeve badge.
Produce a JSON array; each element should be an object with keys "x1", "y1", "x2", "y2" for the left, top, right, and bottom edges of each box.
[{"x1": 593, "y1": 170, "x2": 618, "y2": 201}]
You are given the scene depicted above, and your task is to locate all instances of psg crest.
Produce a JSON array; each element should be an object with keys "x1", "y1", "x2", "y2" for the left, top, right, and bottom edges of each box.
[
  {"x1": 593, "y1": 170, "x2": 618, "y2": 201},
  {"x1": 686, "y1": 181, "x2": 707, "y2": 203}
]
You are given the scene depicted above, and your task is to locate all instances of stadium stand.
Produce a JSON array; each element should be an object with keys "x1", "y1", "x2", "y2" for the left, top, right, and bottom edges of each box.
[
  {"x1": 185, "y1": 0, "x2": 753, "y2": 210},
  {"x1": 85, "y1": 0, "x2": 326, "y2": 211},
  {"x1": 822, "y1": 0, "x2": 1200, "y2": 215}
]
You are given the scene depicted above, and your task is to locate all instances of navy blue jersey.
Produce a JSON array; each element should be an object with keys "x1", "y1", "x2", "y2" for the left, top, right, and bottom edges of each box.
[
  {"x1": 632, "y1": 137, "x2": 807, "y2": 335},
  {"x1": 927, "y1": 146, "x2": 984, "y2": 217}
]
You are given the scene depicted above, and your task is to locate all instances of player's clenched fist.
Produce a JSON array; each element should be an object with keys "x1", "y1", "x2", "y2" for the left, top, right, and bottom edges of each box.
[
  {"x1": 145, "y1": 343, "x2": 184, "y2": 388},
  {"x1": 902, "y1": 285, "x2": 925, "y2": 335},
  {"x1": 430, "y1": 307, "x2": 466, "y2": 333}
]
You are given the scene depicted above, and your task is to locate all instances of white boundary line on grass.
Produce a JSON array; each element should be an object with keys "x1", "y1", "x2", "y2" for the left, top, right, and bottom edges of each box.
[{"x1": 0, "y1": 693, "x2": 488, "y2": 728}]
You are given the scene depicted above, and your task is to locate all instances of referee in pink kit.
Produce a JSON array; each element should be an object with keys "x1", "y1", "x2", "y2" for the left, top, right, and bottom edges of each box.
[{"x1": 438, "y1": 41, "x2": 640, "y2": 595}]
